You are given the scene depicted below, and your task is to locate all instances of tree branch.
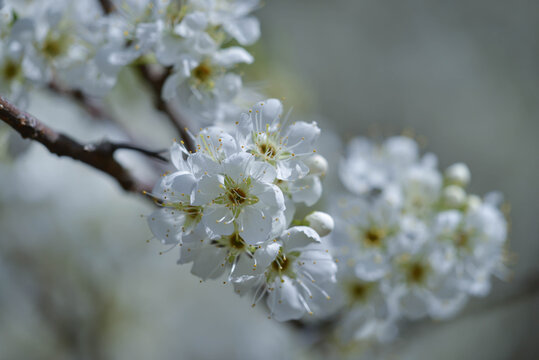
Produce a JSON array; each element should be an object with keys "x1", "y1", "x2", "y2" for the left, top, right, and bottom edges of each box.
[
  {"x1": 48, "y1": 82, "x2": 107, "y2": 120},
  {"x1": 98, "y1": 0, "x2": 114, "y2": 14},
  {"x1": 96, "y1": 0, "x2": 195, "y2": 152},
  {"x1": 137, "y1": 64, "x2": 195, "y2": 152},
  {"x1": 0, "y1": 95, "x2": 157, "y2": 194}
]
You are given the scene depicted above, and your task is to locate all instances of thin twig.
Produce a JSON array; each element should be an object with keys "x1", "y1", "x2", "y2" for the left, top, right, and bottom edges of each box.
[
  {"x1": 47, "y1": 81, "x2": 167, "y2": 161},
  {"x1": 137, "y1": 64, "x2": 195, "y2": 152},
  {"x1": 0, "y1": 95, "x2": 156, "y2": 194},
  {"x1": 48, "y1": 82, "x2": 107, "y2": 120}
]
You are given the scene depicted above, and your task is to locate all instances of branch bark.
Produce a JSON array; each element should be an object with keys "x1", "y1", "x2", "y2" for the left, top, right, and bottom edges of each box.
[{"x1": 0, "y1": 95, "x2": 156, "y2": 195}]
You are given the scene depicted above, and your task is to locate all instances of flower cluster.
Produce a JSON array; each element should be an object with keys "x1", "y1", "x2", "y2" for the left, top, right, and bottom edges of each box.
[
  {"x1": 329, "y1": 136, "x2": 509, "y2": 343},
  {"x1": 0, "y1": 0, "x2": 260, "y2": 121},
  {"x1": 147, "y1": 99, "x2": 337, "y2": 321}
]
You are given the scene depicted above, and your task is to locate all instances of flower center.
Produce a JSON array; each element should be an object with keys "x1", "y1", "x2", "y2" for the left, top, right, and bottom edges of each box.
[
  {"x1": 271, "y1": 254, "x2": 290, "y2": 273},
  {"x1": 258, "y1": 142, "x2": 277, "y2": 159},
  {"x1": 454, "y1": 230, "x2": 469, "y2": 248},
  {"x1": 267, "y1": 250, "x2": 300, "y2": 282},
  {"x1": 2, "y1": 59, "x2": 21, "y2": 81},
  {"x1": 184, "y1": 205, "x2": 203, "y2": 219},
  {"x1": 41, "y1": 32, "x2": 71, "y2": 59},
  {"x1": 227, "y1": 232, "x2": 246, "y2": 250},
  {"x1": 193, "y1": 63, "x2": 212, "y2": 83},
  {"x1": 406, "y1": 262, "x2": 428, "y2": 284},
  {"x1": 363, "y1": 227, "x2": 386, "y2": 247},
  {"x1": 227, "y1": 187, "x2": 247, "y2": 205},
  {"x1": 348, "y1": 281, "x2": 374, "y2": 304}
]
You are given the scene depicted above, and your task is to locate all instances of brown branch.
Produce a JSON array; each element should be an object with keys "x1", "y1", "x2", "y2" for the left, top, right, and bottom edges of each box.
[
  {"x1": 137, "y1": 64, "x2": 195, "y2": 152},
  {"x1": 98, "y1": 0, "x2": 114, "y2": 14},
  {"x1": 0, "y1": 95, "x2": 156, "y2": 194},
  {"x1": 47, "y1": 81, "x2": 167, "y2": 160},
  {"x1": 48, "y1": 82, "x2": 107, "y2": 120}
]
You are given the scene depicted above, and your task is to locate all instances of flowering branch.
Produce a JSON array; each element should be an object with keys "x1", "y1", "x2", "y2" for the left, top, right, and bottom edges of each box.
[
  {"x1": 0, "y1": 95, "x2": 158, "y2": 194},
  {"x1": 94, "y1": 0, "x2": 195, "y2": 151}
]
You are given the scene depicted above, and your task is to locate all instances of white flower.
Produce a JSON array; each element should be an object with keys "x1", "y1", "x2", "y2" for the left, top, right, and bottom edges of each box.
[
  {"x1": 332, "y1": 196, "x2": 400, "y2": 281},
  {"x1": 178, "y1": 226, "x2": 279, "y2": 281},
  {"x1": 329, "y1": 135, "x2": 509, "y2": 340},
  {"x1": 192, "y1": 152, "x2": 285, "y2": 244},
  {"x1": 433, "y1": 197, "x2": 508, "y2": 296},
  {"x1": 189, "y1": 0, "x2": 261, "y2": 46},
  {"x1": 231, "y1": 226, "x2": 337, "y2": 321},
  {"x1": 332, "y1": 267, "x2": 396, "y2": 343},
  {"x1": 161, "y1": 46, "x2": 253, "y2": 107},
  {"x1": 147, "y1": 170, "x2": 202, "y2": 245},
  {"x1": 235, "y1": 98, "x2": 321, "y2": 181},
  {"x1": 401, "y1": 154, "x2": 442, "y2": 218},
  {"x1": 387, "y1": 251, "x2": 467, "y2": 320},
  {"x1": 340, "y1": 136, "x2": 418, "y2": 196}
]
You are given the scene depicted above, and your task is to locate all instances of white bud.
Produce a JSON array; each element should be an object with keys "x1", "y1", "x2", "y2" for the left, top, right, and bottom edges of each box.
[
  {"x1": 467, "y1": 194, "x2": 482, "y2": 211},
  {"x1": 305, "y1": 211, "x2": 334, "y2": 237},
  {"x1": 442, "y1": 185, "x2": 467, "y2": 208},
  {"x1": 445, "y1": 162, "x2": 471, "y2": 187},
  {"x1": 304, "y1": 154, "x2": 328, "y2": 176}
]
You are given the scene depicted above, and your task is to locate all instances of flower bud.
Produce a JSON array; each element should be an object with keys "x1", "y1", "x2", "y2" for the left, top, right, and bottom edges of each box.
[
  {"x1": 442, "y1": 185, "x2": 467, "y2": 208},
  {"x1": 444, "y1": 162, "x2": 471, "y2": 187},
  {"x1": 467, "y1": 194, "x2": 482, "y2": 211},
  {"x1": 304, "y1": 154, "x2": 328, "y2": 176},
  {"x1": 305, "y1": 211, "x2": 334, "y2": 237}
]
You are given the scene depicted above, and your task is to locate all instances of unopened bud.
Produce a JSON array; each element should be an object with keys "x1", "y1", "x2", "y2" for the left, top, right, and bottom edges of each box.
[
  {"x1": 305, "y1": 211, "x2": 334, "y2": 237},
  {"x1": 467, "y1": 194, "x2": 482, "y2": 211},
  {"x1": 445, "y1": 163, "x2": 471, "y2": 187},
  {"x1": 442, "y1": 185, "x2": 467, "y2": 208},
  {"x1": 304, "y1": 154, "x2": 328, "y2": 176}
]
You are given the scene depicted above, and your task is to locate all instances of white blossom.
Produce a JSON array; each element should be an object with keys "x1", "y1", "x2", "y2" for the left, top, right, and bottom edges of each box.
[{"x1": 327, "y1": 135, "x2": 508, "y2": 342}]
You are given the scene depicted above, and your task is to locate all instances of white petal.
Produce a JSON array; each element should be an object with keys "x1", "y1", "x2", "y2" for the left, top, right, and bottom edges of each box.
[
  {"x1": 291, "y1": 176, "x2": 322, "y2": 206},
  {"x1": 238, "y1": 207, "x2": 271, "y2": 244},
  {"x1": 276, "y1": 158, "x2": 309, "y2": 181},
  {"x1": 285, "y1": 121, "x2": 320, "y2": 154},
  {"x1": 223, "y1": 16, "x2": 260, "y2": 45},
  {"x1": 147, "y1": 208, "x2": 185, "y2": 245},
  {"x1": 251, "y1": 98, "x2": 282, "y2": 128},
  {"x1": 188, "y1": 152, "x2": 220, "y2": 179},
  {"x1": 192, "y1": 175, "x2": 223, "y2": 205},
  {"x1": 203, "y1": 206, "x2": 235, "y2": 236},
  {"x1": 266, "y1": 279, "x2": 304, "y2": 321},
  {"x1": 282, "y1": 226, "x2": 320, "y2": 251},
  {"x1": 162, "y1": 72, "x2": 183, "y2": 101},
  {"x1": 248, "y1": 161, "x2": 277, "y2": 183},
  {"x1": 252, "y1": 183, "x2": 284, "y2": 211},
  {"x1": 174, "y1": 12, "x2": 208, "y2": 37},
  {"x1": 191, "y1": 246, "x2": 227, "y2": 280},
  {"x1": 222, "y1": 152, "x2": 253, "y2": 182},
  {"x1": 212, "y1": 46, "x2": 254, "y2": 67}
]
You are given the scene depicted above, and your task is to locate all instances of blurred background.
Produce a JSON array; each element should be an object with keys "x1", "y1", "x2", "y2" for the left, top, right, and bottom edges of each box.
[{"x1": 1, "y1": 0, "x2": 538, "y2": 359}]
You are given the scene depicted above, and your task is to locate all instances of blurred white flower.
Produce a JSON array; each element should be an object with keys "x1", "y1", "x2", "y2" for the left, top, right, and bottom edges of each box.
[{"x1": 326, "y1": 135, "x2": 508, "y2": 343}]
